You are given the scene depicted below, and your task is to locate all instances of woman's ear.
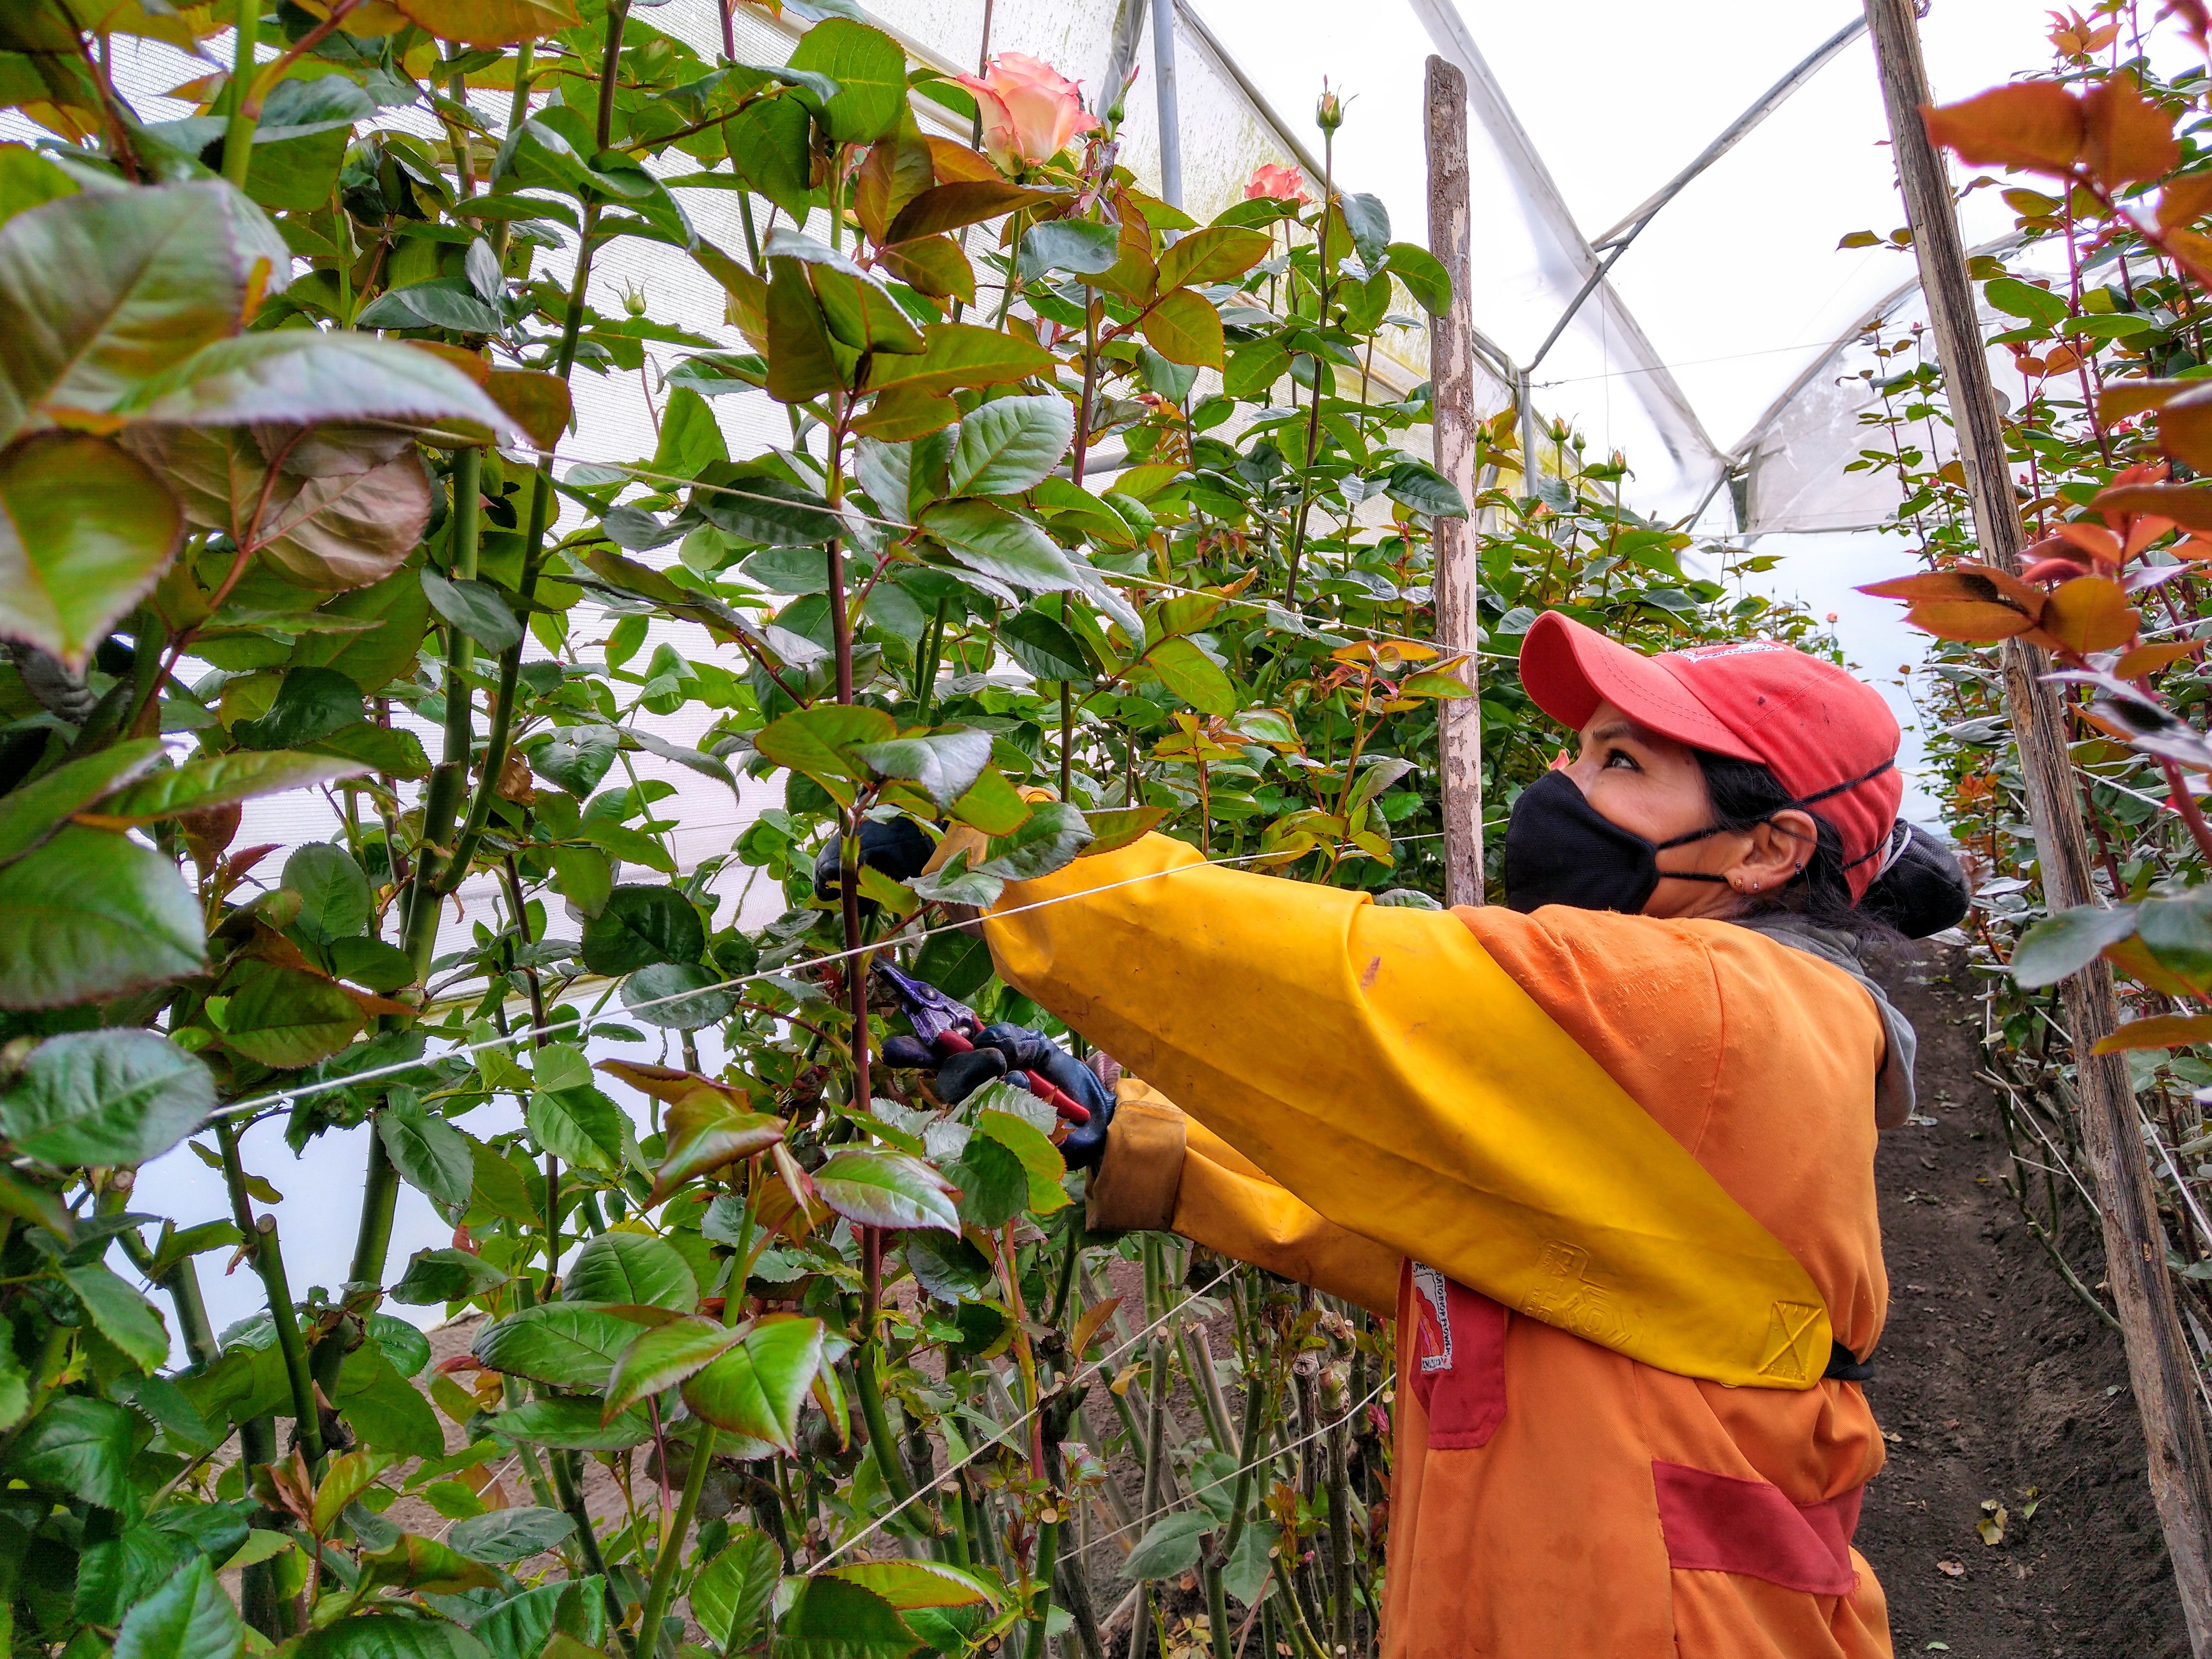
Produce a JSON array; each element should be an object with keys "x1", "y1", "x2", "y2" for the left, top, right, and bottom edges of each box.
[{"x1": 1727, "y1": 808, "x2": 1817, "y2": 895}]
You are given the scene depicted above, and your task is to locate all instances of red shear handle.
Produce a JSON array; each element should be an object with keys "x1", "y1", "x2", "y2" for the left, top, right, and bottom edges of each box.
[{"x1": 1024, "y1": 1074, "x2": 1091, "y2": 1126}]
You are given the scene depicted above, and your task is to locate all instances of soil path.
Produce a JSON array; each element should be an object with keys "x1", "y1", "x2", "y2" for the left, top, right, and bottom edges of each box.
[{"x1": 1856, "y1": 940, "x2": 2186, "y2": 1655}]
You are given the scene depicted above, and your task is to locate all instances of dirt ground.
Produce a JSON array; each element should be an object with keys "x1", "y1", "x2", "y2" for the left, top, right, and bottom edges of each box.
[{"x1": 1854, "y1": 939, "x2": 2187, "y2": 1656}]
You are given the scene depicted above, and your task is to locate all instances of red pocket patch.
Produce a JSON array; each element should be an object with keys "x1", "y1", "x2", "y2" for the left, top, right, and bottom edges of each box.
[{"x1": 1407, "y1": 1262, "x2": 1507, "y2": 1449}]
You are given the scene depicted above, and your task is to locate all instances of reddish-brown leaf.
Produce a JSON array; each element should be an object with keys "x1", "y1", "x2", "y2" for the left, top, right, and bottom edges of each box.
[
  {"x1": 1920, "y1": 84, "x2": 2083, "y2": 176},
  {"x1": 2116, "y1": 639, "x2": 2201, "y2": 677},
  {"x1": 1902, "y1": 601, "x2": 2043, "y2": 643},
  {"x1": 2092, "y1": 1012, "x2": 2212, "y2": 1053},
  {"x1": 2081, "y1": 79, "x2": 2179, "y2": 189},
  {"x1": 1859, "y1": 565, "x2": 2047, "y2": 616},
  {"x1": 2039, "y1": 576, "x2": 2139, "y2": 653},
  {"x1": 2157, "y1": 384, "x2": 2212, "y2": 473},
  {"x1": 2053, "y1": 521, "x2": 2123, "y2": 565},
  {"x1": 2092, "y1": 483, "x2": 2212, "y2": 528},
  {"x1": 2159, "y1": 171, "x2": 2212, "y2": 228}
]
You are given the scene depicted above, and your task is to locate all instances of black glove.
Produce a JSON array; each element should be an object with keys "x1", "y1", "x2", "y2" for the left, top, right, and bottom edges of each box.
[
  {"x1": 879, "y1": 1020, "x2": 1117, "y2": 1171},
  {"x1": 812, "y1": 817, "x2": 935, "y2": 903}
]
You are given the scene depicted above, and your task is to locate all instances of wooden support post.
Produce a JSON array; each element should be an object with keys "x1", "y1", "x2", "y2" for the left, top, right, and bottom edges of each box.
[
  {"x1": 1424, "y1": 54, "x2": 1484, "y2": 908},
  {"x1": 1862, "y1": 2, "x2": 2212, "y2": 1644}
]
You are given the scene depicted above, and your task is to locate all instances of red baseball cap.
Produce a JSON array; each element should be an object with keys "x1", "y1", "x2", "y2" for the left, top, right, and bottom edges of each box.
[{"x1": 1518, "y1": 612, "x2": 1904, "y2": 901}]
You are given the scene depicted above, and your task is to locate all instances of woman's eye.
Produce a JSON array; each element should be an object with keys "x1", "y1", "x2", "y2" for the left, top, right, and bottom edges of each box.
[{"x1": 1603, "y1": 748, "x2": 1639, "y2": 770}]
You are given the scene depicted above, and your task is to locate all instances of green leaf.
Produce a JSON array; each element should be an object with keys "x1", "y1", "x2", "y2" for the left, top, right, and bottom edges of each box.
[
  {"x1": 621, "y1": 962, "x2": 739, "y2": 1030},
  {"x1": 922, "y1": 499, "x2": 1082, "y2": 592},
  {"x1": 112, "y1": 1557, "x2": 245, "y2": 1659},
  {"x1": 1156, "y1": 225, "x2": 1271, "y2": 290},
  {"x1": 1016, "y1": 219, "x2": 1119, "y2": 281},
  {"x1": 581, "y1": 885, "x2": 705, "y2": 976},
  {"x1": 753, "y1": 703, "x2": 899, "y2": 806},
  {"x1": 0, "y1": 430, "x2": 183, "y2": 669},
  {"x1": 283, "y1": 842, "x2": 370, "y2": 946},
  {"x1": 679, "y1": 1314, "x2": 827, "y2": 1450},
  {"x1": 552, "y1": 845, "x2": 613, "y2": 919},
  {"x1": 312, "y1": 1447, "x2": 399, "y2": 1536},
  {"x1": 1082, "y1": 805, "x2": 1168, "y2": 856},
  {"x1": 652, "y1": 385, "x2": 730, "y2": 480},
  {"x1": 949, "y1": 395, "x2": 1074, "y2": 497},
  {"x1": 218, "y1": 960, "x2": 363, "y2": 1069},
  {"x1": 814, "y1": 1148, "x2": 960, "y2": 1231},
  {"x1": 766, "y1": 258, "x2": 844, "y2": 402},
  {"x1": 692, "y1": 460, "x2": 841, "y2": 545},
  {"x1": 769, "y1": 231, "x2": 926, "y2": 357},
  {"x1": 292, "y1": 1614, "x2": 492, "y2": 1659},
  {"x1": 1985, "y1": 275, "x2": 2071, "y2": 330},
  {"x1": 0, "y1": 826, "x2": 204, "y2": 1010},
  {"x1": 866, "y1": 322, "x2": 1055, "y2": 397},
  {"x1": 650, "y1": 1100, "x2": 786, "y2": 1202},
  {"x1": 535, "y1": 727, "x2": 620, "y2": 798},
  {"x1": 787, "y1": 18, "x2": 908, "y2": 143},
  {"x1": 360, "y1": 1534, "x2": 504, "y2": 1595},
  {"x1": 1122, "y1": 1510, "x2": 1208, "y2": 1581},
  {"x1": 333, "y1": 1341, "x2": 444, "y2": 1458},
  {"x1": 421, "y1": 567, "x2": 523, "y2": 652},
  {"x1": 728, "y1": 96, "x2": 814, "y2": 219},
  {"x1": 486, "y1": 1397, "x2": 654, "y2": 1451},
  {"x1": 114, "y1": 331, "x2": 512, "y2": 436},
  {"x1": 689, "y1": 1526, "x2": 781, "y2": 1649},
  {"x1": 1224, "y1": 338, "x2": 1291, "y2": 401},
  {"x1": 604, "y1": 1315, "x2": 744, "y2": 1418},
  {"x1": 0, "y1": 1026, "x2": 213, "y2": 1168},
  {"x1": 830, "y1": 1560, "x2": 997, "y2": 1610},
  {"x1": 1337, "y1": 191, "x2": 1391, "y2": 265},
  {"x1": 446, "y1": 1505, "x2": 576, "y2": 1565},
  {"x1": 771, "y1": 1577, "x2": 919, "y2": 1659},
  {"x1": 305, "y1": 721, "x2": 432, "y2": 781},
  {"x1": 288, "y1": 566, "x2": 432, "y2": 693},
  {"x1": 233, "y1": 666, "x2": 367, "y2": 751},
  {"x1": 526, "y1": 1085, "x2": 627, "y2": 1174},
  {"x1": 2011, "y1": 903, "x2": 2141, "y2": 988},
  {"x1": 63, "y1": 1262, "x2": 169, "y2": 1371},
  {"x1": 982, "y1": 801, "x2": 1095, "y2": 879},
  {"x1": 473, "y1": 1303, "x2": 639, "y2": 1390},
  {"x1": 852, "y1": 729, "x2": 994, "y2": 809},
  {"x1": 975, "y1": 1108, "x2": 1070, "y2": 1215},
  {"x1": 475, "y1": 1580, "x2": 606, "y2": 1659},
  {"x1": 1382, "y1": 240, "x2": 1450, "y2": 313},
  {"x1": 1145, "y1": 635, "x2": 1237, "y2": 715},
  {"x1": 355, "y1": 277, "x2": 505, "y2": 334},
  {"x1": 1382, "y1": 459, "x2": 1468, "y2": 519},
  {"x1": 564, "y1": 1230, "x2": 699, "y2": 1312},
  {"x1": 9, "y1": 1395, "x2": 135, "y2": 1509},
  {"x1": 378, "y1": 1096, "x2": 475, "y2": 1209},
  {"x1": 945, "y1": 1131, "x2": 1026, "y2": 1229},
  {"x1": 0, "y1": 737, "x2": 164, "y2": 861},
  {"x1": 87, "y1": 750, "x2": 370, "y2": 829},
  {"x1": 390, "y1": 1247, "x2": 508, "y2": 1306},
  {"x1": 0, "y1": 179, "x2": 288, "y2": 448},
  {"x1": 999, "y1": 607, "x2": 1093, "y2": 683},
  {"x1": 1139, "y1": 289, "x2": 1225, "y2": 369}
]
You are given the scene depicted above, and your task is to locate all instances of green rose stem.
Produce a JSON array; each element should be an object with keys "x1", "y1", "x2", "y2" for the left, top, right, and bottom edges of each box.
[
  {"x1": 102, "y1": 1173, "x2": 216, "y2": 1365},
  {"x1": 215, "y1": 1122, "x2": 325, "y2": 1468},
  {"x1": 220, "y1": 0, "x2": 259, "y2": 188},
  {"x1": 440, "y1": 0, "x2": 623, "y2": 900},
  {"x1": 998, "y1": 1220, "x2": 1058, "y2": 1657},
  {"x1": 1282, "y1": 122, "x2": 1338, "y2": 609},
  {"x1": 636, "y1": 1420, "x2": 719, "y2": 1657},
  {"x1": 400, "y1": 443, "x2": 483, "y2": 980}
]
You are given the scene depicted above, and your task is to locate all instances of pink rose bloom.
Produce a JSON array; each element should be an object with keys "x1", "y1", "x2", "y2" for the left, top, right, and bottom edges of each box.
[
  {"x1": 1244, "y1": 163, "x2": 1312, "y2": 204},
  {"x1": 957, "y1": 52, "x2": 1101, "y2": 173}
]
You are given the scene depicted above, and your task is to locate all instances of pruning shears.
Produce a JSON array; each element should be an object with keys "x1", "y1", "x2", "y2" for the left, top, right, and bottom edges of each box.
[{"x1": 872, "y1": 961, "x2": 1092, "y2": 1126}]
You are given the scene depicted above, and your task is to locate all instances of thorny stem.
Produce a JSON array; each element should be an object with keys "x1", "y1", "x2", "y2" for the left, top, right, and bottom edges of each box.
[
  {"x1": 1283, "y1": 127, "x2": 1338, "y2": 607},
  {"x1": 637, "y1": 1422, "x2": 719, "y2": 1657},
  {"x1": 221, "y1": 0, "x2": 260, "y2": 188}
]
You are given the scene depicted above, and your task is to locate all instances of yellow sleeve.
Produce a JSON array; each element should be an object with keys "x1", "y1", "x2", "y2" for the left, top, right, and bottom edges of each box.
[
  {"x1": 985, "y1": 833, "x2": 1832, "y2": 1390},
  {"x1": 1085, "y1": 1079, "x2": 1401, "y2": 1319}
]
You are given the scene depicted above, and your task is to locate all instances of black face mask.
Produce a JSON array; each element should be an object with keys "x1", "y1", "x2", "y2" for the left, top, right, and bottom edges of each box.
[{"x1": 1502, "y1": 770, "x2": 1732, "y2": 915}]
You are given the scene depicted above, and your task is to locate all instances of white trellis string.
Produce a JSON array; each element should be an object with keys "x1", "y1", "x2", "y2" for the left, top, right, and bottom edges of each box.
[{"x1": 206, "y1": 831, "x2": 1450, "y2": 1124}]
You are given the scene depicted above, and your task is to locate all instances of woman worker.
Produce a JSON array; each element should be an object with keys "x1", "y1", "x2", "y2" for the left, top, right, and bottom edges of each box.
[{"x1": 863, "y1": 613, "x2": 1969, "y2": 1658}]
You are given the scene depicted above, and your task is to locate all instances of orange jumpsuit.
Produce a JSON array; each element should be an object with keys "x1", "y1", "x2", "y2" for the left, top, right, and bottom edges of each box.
[{"x1": 982, "y1": 834, "x2": 1894, "y2": 1659}]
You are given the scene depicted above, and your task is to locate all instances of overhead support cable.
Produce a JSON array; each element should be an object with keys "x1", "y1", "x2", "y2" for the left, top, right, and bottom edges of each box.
[
  {"x1": 1172, "y1": 0, "x2": 1327, "y2": 180},
  {"x1": 1527, "y1": 16, "x2": 1869, "y2": 378},
  {"x1": 1403, "y1": 0, "x2": 1720, "y2": 471}
]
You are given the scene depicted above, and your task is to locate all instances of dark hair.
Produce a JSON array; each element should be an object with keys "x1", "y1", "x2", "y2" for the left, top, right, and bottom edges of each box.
[
  {"x1": 1691, "y1": 750, "x2": 1891, "y2": 940},
  {"x1": 1689, "y1": 750, "x2": 1972, "y2": 941}
]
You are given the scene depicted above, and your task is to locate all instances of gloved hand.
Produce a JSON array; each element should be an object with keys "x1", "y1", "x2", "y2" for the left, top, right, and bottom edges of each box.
[
  {"x1": 811, "y1": 817, "x2": 935, "y2": 904},
  {"x1": 879, "y1": 1020, "x2": 1117, "y2": 1171}
]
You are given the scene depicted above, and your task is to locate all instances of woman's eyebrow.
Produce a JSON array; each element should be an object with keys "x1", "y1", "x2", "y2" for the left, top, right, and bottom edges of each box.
[{"x1": 1589, "y1": 720, "x2": 1641, "y2": 745}]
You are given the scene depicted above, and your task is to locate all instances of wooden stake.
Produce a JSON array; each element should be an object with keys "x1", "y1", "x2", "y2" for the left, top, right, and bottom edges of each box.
[
  {"x1": 1424, "y1": 54, "x2": 1485, "y2": 909},
  {"x1": 1861, "y1": 3, "x2": 2212, "y2": 1643}
]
